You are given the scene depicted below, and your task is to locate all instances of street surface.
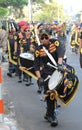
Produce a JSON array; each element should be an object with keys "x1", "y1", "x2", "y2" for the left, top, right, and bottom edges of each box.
[{"x1": 2, "y1": 35, "x2": 82, "y2": 130}]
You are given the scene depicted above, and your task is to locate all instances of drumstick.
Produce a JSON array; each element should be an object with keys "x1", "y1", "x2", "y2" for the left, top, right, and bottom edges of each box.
[
  {"x1": 35, "y1": 27, "x2": 41, "y2": 46},
  {"x1": 43, "y1": 46, "x2": 57, "y2": 66},
  {"x1": 47, "y1": 62, "x2": 72, "y2": 74},
  {"x1": 44, "y1": 75, "x2": 51, "y2": 81},
  {"x1": 47, "y1": 62, "x2": 57, "y2": 69},
  {"x1": 36, "y1": 34, "x2": 41, "y2": 46}
]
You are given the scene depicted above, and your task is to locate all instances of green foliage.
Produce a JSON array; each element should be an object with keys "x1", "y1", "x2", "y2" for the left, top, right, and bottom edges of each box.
[
  {"x1": 0, "y1": 7, "x2": 8, "y2": 17},
  {"x1": 33, "y1": 1, "x2": 65, "y2": 23},
  {"x1": 0, "y1": 0, "x2": 27, "y2": 8},
  {"x1": 0, "y1": 0, "x2": 69, "y2": 22},
  {"x1": 0, "y1": 0, "x2": 28, "y2": 18},
  {"x1": 32, "y1": 0, "x2": 44, "y2": 3}
]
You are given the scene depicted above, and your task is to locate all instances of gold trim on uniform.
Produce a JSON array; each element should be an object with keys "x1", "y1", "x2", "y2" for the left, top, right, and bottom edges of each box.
[
  {"x1": 67, "y1": 81, "x2": 73, "y2": 89},
  {"x1": 49, "y1": 43, "x2": 56, "y2": 53},
  {"x1": 31, "y1": 37, "x2": 34, "y2": 43},
  {"x1": 14, "y1": 36, "x2": 17, "y2": 40},
  {"x1": 80, "y1": 48, "x2": 82, "y2": 54},
  {"x1": 35, "y1": 50, "x2": 40, "y2": 57},
  {"x1": 20, "y1": 47, "x2": 24, "y2": 50},
  {"x1": 54, "y1": 41, "x2": 59, "y2": 46}
]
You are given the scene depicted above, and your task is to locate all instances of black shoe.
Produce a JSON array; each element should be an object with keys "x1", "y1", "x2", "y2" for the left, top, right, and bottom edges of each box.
[
  {"x1": 18, "y1": 80, "x2": 22, "y2": 83},
  {"x1": 18, "y1": 78, "x2": 22, "y2": 83},
  {"x1": 44, "y1": 113, "x2": 50, "y2": 121},
  {"x1": 57, "y1": 104, "x2": 61, "y2": 108},
  {"x1": 50, "y1": 116, "x2": 58, "y2": 127},
  {"x1": 25, "y1": 81, "x2": 34, "y2": 86},
  {"x1": 44, "y1": 114, "x2": 58, "y2": 127},
  {"x1": 7, "y1": 73, "x2": 12, "y2": 77},
  {"x1": 37, "y1": 89, "x2": 41, "y2": 94},
  {"x1": 25, "y1": 83, "x2": 31, "y2": 86}
]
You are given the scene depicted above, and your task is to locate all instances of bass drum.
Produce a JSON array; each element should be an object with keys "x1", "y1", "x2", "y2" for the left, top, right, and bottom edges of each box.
[
  {"x1": 19, "y1": 52, "x2": 34, "y2": 68},
  {"x1": 48, "y1": 70, "x2": 79, "y2": 106}
]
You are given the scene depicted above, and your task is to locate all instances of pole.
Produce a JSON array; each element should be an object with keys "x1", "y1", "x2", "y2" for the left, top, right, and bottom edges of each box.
[{"x1": 28, "y1": 0, "x2": 32, "y2": 22}]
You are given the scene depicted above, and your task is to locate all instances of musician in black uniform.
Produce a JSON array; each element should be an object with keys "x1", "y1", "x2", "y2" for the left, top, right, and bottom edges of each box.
[
  {"x1": 79, "y1": 26, "x2": 82, "y2": 68},
  {"x1": 34, "y1": 28, "x2": 65, "y2": 127},
  {"x1": 7, "y1": 27, "x2": 16, "y2": 77},
  {"x1": 13, "y1": 21, "x2": 26, "y2": 82},
  {"x1": 20, "y1": 25, "x2": 35, "y2": 85}
]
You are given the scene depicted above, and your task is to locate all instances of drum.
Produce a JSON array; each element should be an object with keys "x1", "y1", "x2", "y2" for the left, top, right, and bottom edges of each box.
[
  {"x1": 19, "y1": 52, "x2": 34, "y2": 68},
  {"x1": 48, "y1": 70, "x2": 79, "y2": 106},
  {"x1": 48, "y1": 70, "x2": 63, "y2": 90}
]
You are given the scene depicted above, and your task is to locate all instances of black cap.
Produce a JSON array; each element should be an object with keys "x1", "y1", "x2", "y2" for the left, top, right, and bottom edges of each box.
[
  {"x1": 39, "y1": 28, "x2": 50, "y2": 36},
  {"x1": 37, "y1": 23, "x2": 43, "y2": 29}
]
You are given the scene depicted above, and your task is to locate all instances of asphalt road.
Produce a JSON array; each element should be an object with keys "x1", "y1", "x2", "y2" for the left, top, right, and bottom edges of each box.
[{"x1": 2, "y1": 36, "x2": 82, "y2": 130}]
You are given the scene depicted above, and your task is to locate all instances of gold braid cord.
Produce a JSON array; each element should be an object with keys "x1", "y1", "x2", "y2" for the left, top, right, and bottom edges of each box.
[{"x1": 44, "y1": 90, "x2": 58, "y2": 101}]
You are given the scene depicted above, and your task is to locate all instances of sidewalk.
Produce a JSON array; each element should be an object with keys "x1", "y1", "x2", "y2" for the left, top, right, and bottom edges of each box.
[
  {"x1": 0, "y1": 62, "x2": 19, "y2": 130},
  {"x1": 0, "y1": 116, "x2": 18, "y2": 130},
  {"x1": 0, "y1": 123, "x2": 10, "y2": 130}
]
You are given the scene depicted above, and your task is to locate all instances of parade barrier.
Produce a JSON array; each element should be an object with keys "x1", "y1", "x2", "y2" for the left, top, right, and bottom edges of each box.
[{"x1": 0, "y1": 67, "x2": 4, "y2": 122}]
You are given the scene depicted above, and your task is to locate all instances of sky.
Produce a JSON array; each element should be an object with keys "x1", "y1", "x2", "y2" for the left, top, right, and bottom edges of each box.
[{"x1": 57, "y1": 0, "x2": 82, "y2": 14}]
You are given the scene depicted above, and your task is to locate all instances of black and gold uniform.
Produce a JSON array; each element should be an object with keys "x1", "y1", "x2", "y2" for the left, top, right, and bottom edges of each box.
[
  {"x1": 19, "y1": 35, "x2": 34, "y2": 85},
  {"x1": 70, "y1": 26, "x2": 80, "y2": 53},
  {"x1": 14, "y1": 30, "x2": 25, "y2": 55},
  {"x1": 79, "y1": 29, "x2": 82, "y2": 68},
  {"x1": 13, "y1": 29, "x2": 25, "y2": 82},
  {"x1": 20, "y1": 36, "x2": 31, "y2": 52},
  {"x1": 7, "y1": 28, "x2": 17, "y2": 77},
  {"x1": 34, "y1": 28, "x2": 65, "y2": 127}
]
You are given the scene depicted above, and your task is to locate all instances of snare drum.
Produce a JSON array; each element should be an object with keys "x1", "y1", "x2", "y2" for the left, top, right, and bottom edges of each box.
[{"x1": 20, "y1": 52, "x2": 34, "y2": 68}]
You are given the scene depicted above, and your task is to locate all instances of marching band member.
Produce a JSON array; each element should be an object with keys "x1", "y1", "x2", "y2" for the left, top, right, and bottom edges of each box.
[
  {"x1": 13, "y1": 21, "x2": 26, "y2": 82},
  {"x1": 70, "y1": 24, "x2": 80, "y2": 53},
  {"x1": 79, "y1": 25, "x2": 82, "y2": 68},
  {"x1": 7, "y1": 26, "x2": 17, "y2": 77},
  {"x1": 34, "y1": 28, "x2": 65, "y2": 127},
  {"x1": 57, "y1": 27, "x2": 67, "y2": 62},
  {"x1": 20, "y1": 25, "x2": 35, "y2": 86}
]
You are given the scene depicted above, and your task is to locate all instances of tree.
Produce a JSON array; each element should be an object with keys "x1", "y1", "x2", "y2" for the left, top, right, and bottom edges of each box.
[
  {"x1": 33, "y1": 1, "x2": 65, "y2": 23},
  {"x1": 0, "y1": 0, "x2": 28, "y2": 8},
  {"x1": 0, "y1": 0, "x2": 28, "y2": 18},
  {"x1": 0, "y1": 7, "x2": 8, "y2": 17}
]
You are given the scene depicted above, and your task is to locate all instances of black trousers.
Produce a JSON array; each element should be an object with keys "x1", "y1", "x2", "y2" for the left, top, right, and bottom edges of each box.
[{"x1": 41, "y1": 66, "x2": 56, "y2": 117}]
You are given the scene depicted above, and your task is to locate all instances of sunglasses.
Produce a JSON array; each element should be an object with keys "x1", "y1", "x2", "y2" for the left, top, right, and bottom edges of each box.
[
  {"x1": 40, "y1": 35, "x2": 49, "y2": 40},
  {"x1": 25, "y1": 30, "x2": 30, "y2": 32}
]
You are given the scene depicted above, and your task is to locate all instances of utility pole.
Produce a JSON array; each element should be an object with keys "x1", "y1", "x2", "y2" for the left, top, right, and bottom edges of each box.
[{"x1": 28, "y1": 0, "x2": 32, "y2": 22}]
